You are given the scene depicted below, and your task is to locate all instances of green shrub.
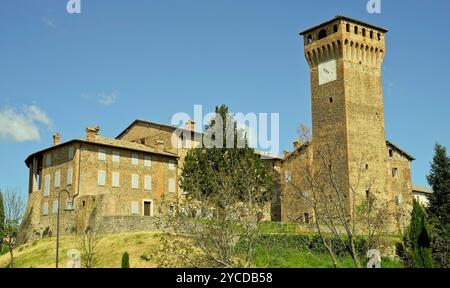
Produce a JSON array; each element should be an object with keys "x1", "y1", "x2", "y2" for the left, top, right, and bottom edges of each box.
[{"x1": 121, "y1": 252, "x2": 130, "y2": 268}]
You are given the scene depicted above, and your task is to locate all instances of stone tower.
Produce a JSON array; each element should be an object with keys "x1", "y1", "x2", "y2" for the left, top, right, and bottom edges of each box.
[{"x1": 300, "y1": 16, "x2": 389, "y2": 206}]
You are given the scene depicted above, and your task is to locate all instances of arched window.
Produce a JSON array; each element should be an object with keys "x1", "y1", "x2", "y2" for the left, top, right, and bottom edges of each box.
[
  {"x1": 318, "y1": 29, "x2": 327, "y2": 40},
  {"x1": 370, "y1": 31, "x2": 374, "y2": 39},
  {"x1": 354, "y1": 26, "x2": 358, "y2": 34},
  {"x1": 307, "y1": 35, "x2": 313, "y2": 44},
  {"x1": 362, "y1": 28, "x2": 366, "y2": 37},
  {"x1": 377, "y1": 33, "x2": 381, "y2": 41}
]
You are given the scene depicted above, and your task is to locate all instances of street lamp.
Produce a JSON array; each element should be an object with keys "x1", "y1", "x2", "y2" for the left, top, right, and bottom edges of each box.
[{"x1": 56, "y1": 189, "x2": 75, "y2": 269}]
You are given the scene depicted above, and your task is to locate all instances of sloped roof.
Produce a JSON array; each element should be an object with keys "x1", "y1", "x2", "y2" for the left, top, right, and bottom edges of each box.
[
  {"x1": 386, "y1": 140, "x2": 416, "y2": 161},
  {"x1": 300, "y1": 15, "x2": 388, "y2": 36},
  {"x1": 116, "y1": 119, "x2": 202, "y2": 140},
  {"x1": 24, "y1": 136, "x2": 177, "y2": 167},
  {"x1": 412, "y1": 185, "x2": 433, "y2": 194}
]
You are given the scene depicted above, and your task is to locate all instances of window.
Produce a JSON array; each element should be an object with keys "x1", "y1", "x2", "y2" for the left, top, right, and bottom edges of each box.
[
  {"x1": 144, "y1": 156, "x2": 151, "y2": 167},
  {"x1": 54, "y1": 170, "x2": 61, "y2": 188},
  {"x1": 365, "y1": 164, "x2": 369, "y2": 170},
  {"x1": 362, "y1": 28, "x2": 366, "y2": 37},
  {"x1": 44, "y1": 174, "x2": 50, "y2": 196},
  {"x1": 318, "y1": 29, "x2": 327, "y2": 40},
  {"x1": 354, "y1": 26, "x2": 358, "y2": 34},
  {"x1": 144, "y1": 175, "x2": 151, "y2": 191},
  {"x1": 168, "y1": 178, "x2": 175, "y2": 193},
  {"x1": 132, "y1": 153, "x2": 139, "y2": 165},
  {"x1": 68, "y1": 146, "x2": 74, "y2": 160},
  {"x1": 67, "y1": 168, "x2": 73, "y2": 186},
  {"x1": 42, "y1": 202, "x2": 49, "y2": 216},
  {"x1": 370, "y1": 31, "x2": 374, "y2": 39},
  {"x1": 346, "y1": 24, "x2": 350, "y2": 32},
  {"x1": 333, "y1": 24, "x2": 338, "y2": 33},
  {"x1": 98, "y1": 170, "x2": 106, "y2": 186},
  {"x1": 131, "y1": 202, "x2": 139, "y2": 215},
  {"x1": 307, "y1": 35, "x2": 313, "y2": 44},
  {"x1": 132, "y1": 174, "x2": 139, "y2": 189},
  {"x1": 392, "y1": 168, "x2": 399, "y2": 178},
  {"x1": 389, "y1": 149, "x2": 393, "y2": 157},
  {"x1": 112, "y1": 151, "x2": 120, "y2": 163},
  {"x1": 284, "y1": 171, "x2": 292, "y2": 183},
  {"x1": 377, "y1": 33, "x2": 381, "y2": 41},
  {"x1": 45, "y1": 154, "x2": 52, "y2": 167},
  {"x1": 98, "y1": 149, "x2": 106, "y2": 161},
  {"x1": 169, "y1": 160, "x2": 175, "y2": 171},
  {"x1": 395, "y1": 195, "x2": 402, "y2": 206},
  {"x1": 112, "y1": 172, "x2": 120, "y2": 188},
  {"x1": 52, "y1": 200, "x2": 59, "y2": 214}
]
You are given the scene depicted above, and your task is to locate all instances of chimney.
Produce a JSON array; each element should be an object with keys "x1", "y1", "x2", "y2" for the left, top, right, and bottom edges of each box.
[
  {"x1": 185, "y1": 120, "x2": 196, "y2": 131},
  {"x1": 283, "y1": 150, "x2": 290, "y2": 158},
  {"x1": 53, "y1": 133, "x2": 61, "y2": 146},
  {"x1": 86, "y1": 126, "x2": 100, "y2": 141},
  {"x1": 293, "y1": 140, "x2": 301, "y2": 150}
]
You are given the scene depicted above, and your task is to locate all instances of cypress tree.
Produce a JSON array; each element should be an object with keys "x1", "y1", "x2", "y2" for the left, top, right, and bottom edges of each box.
[
  {"x1": 409, "y1": 199, "x2": 433, "y2": 268},
  {"x1": 426, "y1": 143, "x2": 450, "y2": 267},
  {"x1": 0, "y1": 190, "x2": 4, "y2": 252},
  {"x1": 121, "y1": 252, "x2": 130, "y2": 268}
]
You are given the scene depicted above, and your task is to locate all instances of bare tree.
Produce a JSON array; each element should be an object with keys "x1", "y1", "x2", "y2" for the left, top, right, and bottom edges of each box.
[
  {"x1": 1, "y1": 188, "x2": 25, "y2": 268},
  {"x1": 283, "y1": 125, "x2": 391, "y2": 268},
  {"x1": 156, "y1": 166, "x2": 270, "y2": 268},
  {"x1": 77, "y1": 206, "x2": 105, "y2": 268}
]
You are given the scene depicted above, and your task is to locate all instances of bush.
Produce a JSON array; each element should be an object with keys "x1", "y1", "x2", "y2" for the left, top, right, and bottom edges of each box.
[{"x1": 121, "y1": 252, "x2": 130, "y2": 268}]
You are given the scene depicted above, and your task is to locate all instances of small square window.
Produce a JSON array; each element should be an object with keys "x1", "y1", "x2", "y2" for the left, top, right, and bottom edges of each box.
[
  {"x1": 392, "y1": 168, "x2": 399, "y2": 178},
  {"x1": 112, "y1": 172, "x2": 120, "y2": 188},
  {"x1": 132, "y1": 174, "x2": 139, "y2": 189},
  {"x1": 132, "y1": 153, "x2": 139, "y2": 165},
  {"x1": 168, "y1": 160, "x2": 175, "y2": 171},
  {"x1": 144, "y1": 156, "x2": 151, "y2": 167},
  {"x1": 42, "y1": 202, "x2": 49, "y2": 216},
  {"x1": 68, "y1": 146, "x2": 74, "y2": 160},
  {"x1": 98, "y1": 170, "x2": 106, "y2": 186},
  {"x1": 98, "y1": 149, "x2": 106, "y2": 161},
  {"x1": 131, "y1": 202, "x2": 139, "y2": 215},
  {"x1": 67, "y1": 168, "x2": 73, "y2": 186},
  {"x1": 112, "y1": 151, "x2": 120, "y2": 163}
]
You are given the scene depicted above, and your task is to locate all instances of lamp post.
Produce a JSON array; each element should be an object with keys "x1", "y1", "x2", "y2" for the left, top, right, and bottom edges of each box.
[{"x1": 56, "y1": 189, "x2": 74, "y2": 269}]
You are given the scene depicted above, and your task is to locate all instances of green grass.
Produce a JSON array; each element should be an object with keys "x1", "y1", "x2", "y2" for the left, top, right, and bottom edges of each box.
[
  {"x1": 253, "y1": 246, "x2": 403, "y2": 268},
  {"x1": 0, "y1": 230, "x2": 404, "y2": 268}
]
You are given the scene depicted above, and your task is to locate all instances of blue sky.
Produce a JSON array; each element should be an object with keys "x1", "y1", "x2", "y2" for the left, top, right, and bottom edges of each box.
[{"x1": 1, "y1": 0, "x2": 449, "y2": 198}]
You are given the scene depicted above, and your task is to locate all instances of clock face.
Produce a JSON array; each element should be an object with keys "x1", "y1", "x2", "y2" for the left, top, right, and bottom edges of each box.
[{"x1": 318, "y1": 59, "x2": 337, "y2": 86}]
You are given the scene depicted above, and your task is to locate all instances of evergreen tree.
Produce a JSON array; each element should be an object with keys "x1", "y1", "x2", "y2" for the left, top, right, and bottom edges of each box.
[
  {"x1": 409, "y1": 199, "x2": 433, "y2": 268},
  {"x1": 426, "y1": 143, "x2": 450, "y2": 267},
  {"x1": 180, "y1": 105, "x2": 272, "y2": 204},
  {"x1": 121, "y1": 252, "x2": 130, "y2": 268}
]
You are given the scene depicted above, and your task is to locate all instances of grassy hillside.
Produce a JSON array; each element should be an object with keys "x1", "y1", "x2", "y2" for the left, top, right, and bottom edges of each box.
[{"x1": 0, "y1": 231, "x2": 403, "y2": 268}]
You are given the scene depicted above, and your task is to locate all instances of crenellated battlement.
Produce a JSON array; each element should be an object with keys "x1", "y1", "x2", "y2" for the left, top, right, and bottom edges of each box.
[{"x1": 301, "y1": 15, "x2": 387, "y2": 67}]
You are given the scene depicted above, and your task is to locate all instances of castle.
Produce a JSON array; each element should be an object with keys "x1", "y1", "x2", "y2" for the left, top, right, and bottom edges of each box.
[{"x1": 20, "y1": 16, "x2": 415, "y2": 241}]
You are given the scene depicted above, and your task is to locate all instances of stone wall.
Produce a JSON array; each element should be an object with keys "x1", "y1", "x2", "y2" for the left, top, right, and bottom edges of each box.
[{"x1": 100, "y1": 216, "x2": 165, "y2": 234}]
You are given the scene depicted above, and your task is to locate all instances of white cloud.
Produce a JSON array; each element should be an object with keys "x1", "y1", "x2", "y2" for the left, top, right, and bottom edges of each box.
[
  {"x1": 82, "y1": 90, "x2": 119, "y2": 107},
  {"x1": 98, "y1": 91, "x2": 119, "y2": 107},
  {"x1": 0, "y1": 105, "x2": 52, "y2": 142}
]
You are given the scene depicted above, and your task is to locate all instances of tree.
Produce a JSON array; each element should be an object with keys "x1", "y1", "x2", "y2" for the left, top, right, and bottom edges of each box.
[
  {"x1": 1, "y1": 188, "x2": 25, "y2": 268},
  {"x1": 77, "y1": 206, "x2": 105, "y2": 268},
  {"x1": 283, "y1": 124, "x2": 391, "y2": 268},
  {"x1": 408, "y1": 199, "x2": 433, "y2": 268},
  {"x1": 426, "y1": 143, "x2": 450, "y2": 267},
  {"x1": 121, "y1": 252, "x2": 130, "y2": 268},
  {"x1": 156, "y1": 105, "x2": 273, "y2": 268}
]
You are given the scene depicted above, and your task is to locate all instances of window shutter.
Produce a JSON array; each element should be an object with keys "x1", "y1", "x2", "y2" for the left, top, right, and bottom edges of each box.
[
  {"x1": 44, "y1": 175, "x2": 50, "y2": 196},
  {"x1": 112, "y1": 151, "x2": 120, "y2": 163},
  {"x1": 168, "y1": 178, "x2": 175, "y2": 193},
  {"x1": 98, "y1": 170, "x2": 106, "y2": 186},
  {"x1": 169, "y1": 160, "x2": 175, "y2": 171},
  {"x1": 68, "y1": 146, "x2": 74, "y2": 160},
  {"x1": 132, "y1": 174, "x2": 139, "y2": 189},
  {"x1": 98, "y1": 149, "x2": 106, "y2": 161},
  {"x1": 54, "y1": 170, "x2": 61, "y2": 188},
  {"x1": 52, "y1": 200, "x2": 59, "y2": 214},
  {"x1": 132, "y1": 153, "x2": 139, "y2": 165},
  {"x1": 112, "y1": 172, "x2": 120, "y2": 188},
  {"x1": 67, "y1": 168, "x2": 73, "y2": 185},
  {"x1": 144, "y1": 175, "x2": 151, "y2": 191},
  {"x1": 144, "y1": 156, "x2": 151, "y2": 167}
]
